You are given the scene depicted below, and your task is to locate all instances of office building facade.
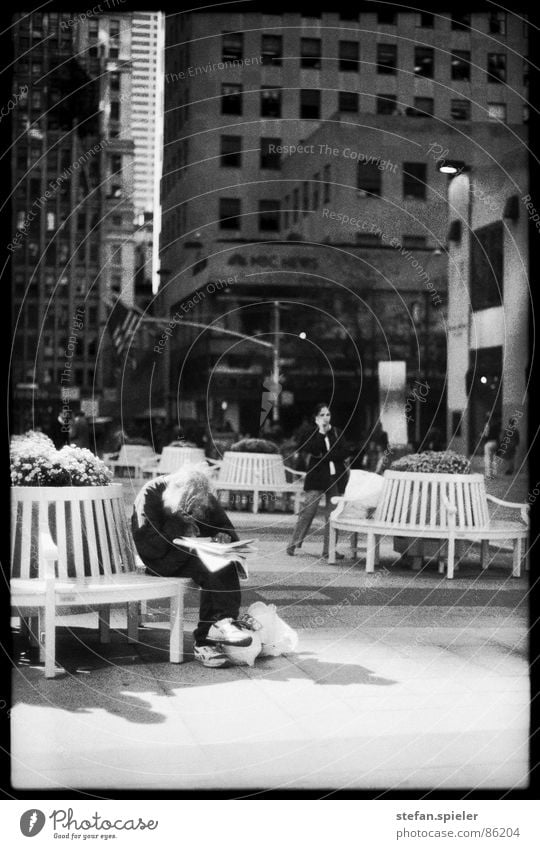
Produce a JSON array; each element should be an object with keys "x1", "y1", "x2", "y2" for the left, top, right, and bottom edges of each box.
[{"x1": 158, "y1": 8, "x2": 528, "y2": 437}]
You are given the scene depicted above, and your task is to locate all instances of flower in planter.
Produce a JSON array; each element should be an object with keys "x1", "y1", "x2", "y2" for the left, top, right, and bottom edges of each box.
[
  {"x1": 390, "y1": 450, "x2": 471, "y2": 475},
  {"x1": 10, "y1": 431, "x2": 112, "y2": 486},
  {"x1": 230, "y1": 437, "x2": 280, "y2": 454}
]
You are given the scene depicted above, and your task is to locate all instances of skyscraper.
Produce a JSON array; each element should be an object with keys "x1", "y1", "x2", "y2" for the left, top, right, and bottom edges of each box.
[{"x1": 10, "y1": 10, "x2": 137, "y2": 432}]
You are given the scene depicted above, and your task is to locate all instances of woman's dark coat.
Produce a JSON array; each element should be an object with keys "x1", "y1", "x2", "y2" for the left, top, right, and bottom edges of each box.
[
  {"x1": 131, "y1": 476, "x2": 238, "y2": 577},
  {"x1": 301, "y1": 427, "x2": 349, "y2": 494}
]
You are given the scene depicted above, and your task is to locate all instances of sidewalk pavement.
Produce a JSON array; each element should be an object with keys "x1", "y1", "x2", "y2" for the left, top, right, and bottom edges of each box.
[{"x1": 10, "y1": 469, "x2": 531, "y2": 792}]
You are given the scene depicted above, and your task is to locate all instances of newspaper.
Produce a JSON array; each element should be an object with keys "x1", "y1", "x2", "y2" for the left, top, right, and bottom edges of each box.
[{"x1": 172, "y1": 537, "x2": 258, "y2": 580}]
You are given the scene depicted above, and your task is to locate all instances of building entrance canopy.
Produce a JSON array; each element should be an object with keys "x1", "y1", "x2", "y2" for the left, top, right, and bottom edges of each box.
[{"x1": 167, "y1": 240, "x2": 446, "y2": 306}]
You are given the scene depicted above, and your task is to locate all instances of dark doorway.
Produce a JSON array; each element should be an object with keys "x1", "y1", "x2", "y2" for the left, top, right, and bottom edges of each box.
[{"x1": 466, "y1": 346, "x2": 502, "y2": 455}]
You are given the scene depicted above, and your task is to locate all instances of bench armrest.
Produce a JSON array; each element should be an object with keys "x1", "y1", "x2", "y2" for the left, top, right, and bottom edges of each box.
[
  {"x1": 283, "y1": 466, "x2": 306, "y2": 480},
  {"x1": 486, "y1": 494, "x2": 530, "y2": 525}
]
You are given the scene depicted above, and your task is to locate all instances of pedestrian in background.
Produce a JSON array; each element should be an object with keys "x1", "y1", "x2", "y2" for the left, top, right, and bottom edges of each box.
[
  {"x1": 502, "y1": 418, "x2": 520, "y2": 475},
  {"x1": 482, "y1": 415, "x2": 501, "y2": 478},
  {"x1": 69, "y1": 409, "x2": 90, "y2": 449},
  {"x1": 287, "y1": 403, "x2": 349, "y2": 559}
]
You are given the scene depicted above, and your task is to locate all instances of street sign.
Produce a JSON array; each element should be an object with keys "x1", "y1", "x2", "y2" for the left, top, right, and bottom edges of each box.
[{"x1": 81, "y1": 399, "x2": 99, "y2": 418}]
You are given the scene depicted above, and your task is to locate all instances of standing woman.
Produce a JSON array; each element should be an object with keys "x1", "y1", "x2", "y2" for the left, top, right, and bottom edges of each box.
[{"x1": 287, "y1": 403, "x2": 349, "y2": 559}]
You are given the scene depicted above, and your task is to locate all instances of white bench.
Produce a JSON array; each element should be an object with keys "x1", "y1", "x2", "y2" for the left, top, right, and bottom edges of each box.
[
  {"x1": 142, "y1": 445, "x2": 207, "y2": 478},
  {"x1": 11, "y1": 484, "x2": 193, "y2": 678},
  {"x1": 329, "y1": 471, "x2": 529, "y2": 579},
  {"x1": 212, "y1": 451, "x2": 305, "y2": 514},
  {"x1": 104, "y1": 444, "x2": 158, "y2": 478}
]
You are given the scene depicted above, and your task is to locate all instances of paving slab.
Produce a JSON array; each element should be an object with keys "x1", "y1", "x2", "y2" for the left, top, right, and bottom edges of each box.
[{"x1": 9, "y1": 471, "x2": 531, "y2": 792}]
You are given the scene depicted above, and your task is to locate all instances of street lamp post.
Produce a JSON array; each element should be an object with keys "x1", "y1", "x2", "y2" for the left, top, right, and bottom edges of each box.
[{"x1": 272, "y1": 300, "x2": 281, "y2": 424}]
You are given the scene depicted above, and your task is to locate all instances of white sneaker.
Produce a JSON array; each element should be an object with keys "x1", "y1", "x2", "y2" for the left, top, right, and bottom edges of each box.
[
  {"x1": 206, "y1": 618, "x2": 253, "y2": 647},
  {"x1": 193, "y1": 643, "x2": 230, "y2": 668}
]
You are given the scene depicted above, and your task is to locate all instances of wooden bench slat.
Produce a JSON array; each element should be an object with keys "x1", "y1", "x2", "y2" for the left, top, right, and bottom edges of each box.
[
  {"x1": 55, "y1": 500, "x2": 68, "y2": 580},
  {"x1": 20, "y1": 499, "x2": 32, "y2": 580},
  {"x1": 94, "y1": 498, "x2": 112, "y2": 576},
  {"x1": 83, "y1": 500, "x2": 101, "y2": 578},
  {"x1": 428, "y1": 480, "x2": 436, "y2": 528}
]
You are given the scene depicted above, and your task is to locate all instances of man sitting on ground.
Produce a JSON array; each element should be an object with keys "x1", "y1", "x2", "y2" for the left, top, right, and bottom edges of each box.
[{"x1": 132, "y1": 465, "x2": 252, "y2": 667}]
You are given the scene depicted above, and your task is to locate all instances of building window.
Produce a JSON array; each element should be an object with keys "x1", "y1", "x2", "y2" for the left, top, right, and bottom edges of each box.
[
  {"x1": 523, "y1": 105, "x2": 529, "y2": 123},
  {"x1": 451, "y1": 13, "x2": 470, "y2": 31},
  {"x1": 222, "y1": 84, "x2": 242, "y2": 115},
  {"x1": 471, "y1": 222, "x2": 503, "y2": 311},
  {"x1": 487, "y1": 53, "x2": 506, "y2": 84},
  {"x1": 220, "y1": 135, "x2": 242, "y2": 167},
  {"x1": 450, "y1": 99, "x2": 471, "y2": 120},
  {"x1": 262, "y1": 34, "x2": 282, "y2": 66},
  {"x1": 414, "y1": 46, "x2": 434, "y2": 78},
  {"x1": 293, "y1": 187, "x2": 299, "y2": 222},
  {"x1": 111, "y1": 153, "x2": 122, "y2": 174},
  {"x1": 302, "y1": 181, "x2": 309, "y2": 213},
  {"x1": 110, "y1": 100, "x2": 120, "y2": 121},
  {"x1": 301, "y1": 38, "x2": 321, "y2": 69},
  {"x1": 412, "y1": 97, "x2": 434, "y2": 118},
  {"x1": 378, "y1": 10, "x2": 397, "y2": 25},
  {"x1": 356, "y1": 233, "x2": 382, "y2": 247},
  {"x1": 403, "y1": 163, "x2": 427, "y2": 200},
  {"x1": 259, "y1": 200, "x2": 280, "y2": 232},
  {"x1": 339, "y1": 41, "x2": 359, "y2": 71},
  {"x1": 300, "y1": 89, "x2": 320, "y2": 119},
  {"x1": 219, "y1": 197, "x2": 241, "y2": 230},
  {"x1": 377, "y1": 43, "x2": 397, "y2": 74},
  {"x1": 489, "y1": 11, "x2": 506, "y2": 34},
  {"x1": 488, "y1": 102, "x2": 507, "y2": 122},
  {"x1": 260, "y1": 137, "x2": 281, "y2": 170},
  {"x1": 323, "y1": 164, "x2": 331, "y2": 202},
  {"x1": 357, "y1": 162, "x2": 382, "y2": 197},
  {"x1": 222, "y1": 32, "x2": 243, "y2": 62},
  {"x1": 261, "y1": 87, "x2": 282, "y2": 117},
  {"x1": 283, "y1": 201, "x2": 289, "y2": 229},
  {"x1": 402, "y1": 235, "x2": 427, "y2": 249},
  {"x1": 110, "y1": 71, "x2": 120, "y2": 91},
  {"x1": 312, "y1": 174, "x2": 320, "y2": 209},
  {"x1": 416, "y1": 12, "x2": 434, "y2": 27},
  {"x1": 376, "y1": 94, "x2": 398, "y2": 115},
  {"x1": 338, "y1": 91, "x2": 358, "y2": 112},
  {"x1": 451, "y1": 50, "x2": 471, "y2": 81}
]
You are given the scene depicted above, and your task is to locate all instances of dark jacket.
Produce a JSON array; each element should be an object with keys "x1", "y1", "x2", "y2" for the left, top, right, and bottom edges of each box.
[
  {"x1": 131, "y1": 477, "x2": 238, "y2": 577},
  {"x1": 302, "y1": 427, "x2": 349, "y2": 494}
]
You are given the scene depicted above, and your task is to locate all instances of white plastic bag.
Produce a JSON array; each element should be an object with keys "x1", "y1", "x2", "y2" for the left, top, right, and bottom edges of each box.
[
  {"x1": 247, "y1": 601, "x2": 299, "y2": 657},
  {"x1": 333, "y1": 470, "x2": 385, "y2": 521}
]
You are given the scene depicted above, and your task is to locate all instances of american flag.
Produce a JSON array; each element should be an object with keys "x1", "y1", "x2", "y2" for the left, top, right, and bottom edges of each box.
[{"x1": 103, "y1": 296, "x2": 143, "y2": 366}]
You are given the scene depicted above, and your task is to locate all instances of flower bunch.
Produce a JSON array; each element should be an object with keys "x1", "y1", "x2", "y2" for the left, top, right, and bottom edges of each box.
[
  {"x1": 10, "y1": 432, "x2": 112, "y2": 486},
  {"x1": 230, "y1": 437, "x2": 280, "y2": 454},
  {"x1": 390, "y1": 450, "x2": 471, "y2": 475}
]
